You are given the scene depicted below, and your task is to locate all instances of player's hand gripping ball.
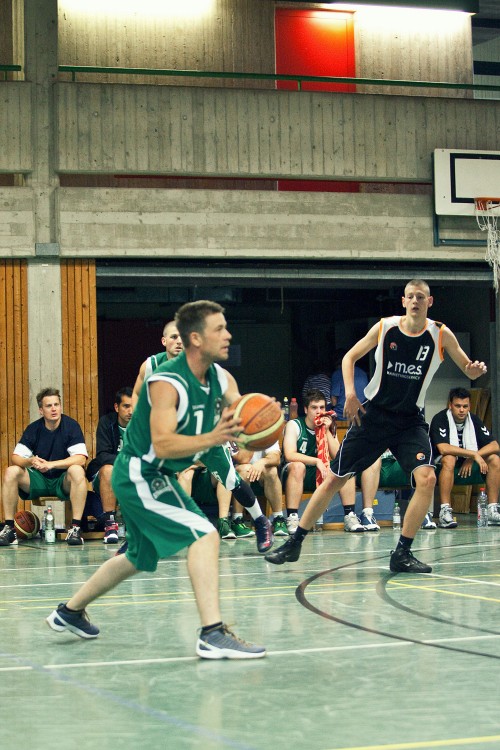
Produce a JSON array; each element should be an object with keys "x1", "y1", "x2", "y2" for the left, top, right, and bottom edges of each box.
[{"x1": 231, "y1": 393, "x2": 284, "y2": 450}]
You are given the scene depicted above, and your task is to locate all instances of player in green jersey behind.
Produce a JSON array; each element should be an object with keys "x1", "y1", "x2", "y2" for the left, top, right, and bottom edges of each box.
[{"x1": 46, "y1": 301, "x2": 269, "y2": 659}]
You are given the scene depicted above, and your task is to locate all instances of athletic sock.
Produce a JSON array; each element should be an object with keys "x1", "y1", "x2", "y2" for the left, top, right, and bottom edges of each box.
[
  {"x1": 5, "y1": 520, "x2": 15, "y2": 528},
  {"x1": 397, "y1": 535, "x2": 413, "y2": 551},
  {"x1": 343, "y1": 505, "x2": 355, "y2": 516},
  {"x1": 287, "y1": 509, "x2": 298, "y2": 516},
  {"x1": 232, "y1": 482, "x2": 262, "y2": 520},
  {"x1": 294, "y1": 525, "x2": 309, "y2": 543},
  {"x1": 71, "y1": 518, "x2": 81, "y2": 527},
  {"x1": 232, "y1": 513, "x2": 243, "y2": 521},
  {"x1": 200, "y1": 621, "x2": 223, "y2": 636}
]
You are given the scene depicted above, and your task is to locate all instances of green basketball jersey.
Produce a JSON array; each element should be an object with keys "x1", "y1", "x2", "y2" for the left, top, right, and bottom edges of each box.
[
  {"x1": 123, "y1": 351, "x2": 227, "y2": 475},
  {"x1": 145, "y1": 351, "x2": 168, "y2": 380},
  {"x1": 291, "y1": 416, "x2": 317, "y2": 457}
]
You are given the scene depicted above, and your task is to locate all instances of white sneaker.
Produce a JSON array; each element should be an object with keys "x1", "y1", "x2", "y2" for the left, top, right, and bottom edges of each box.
[
  {"x1": 438, "y1": 504, "x2": 458, "y2": 529},
  {"x1": 487, "y1": 504, "x2": 500, "y2": 525},
  {"x1": 359, "y1": 509, "x2": 380, "y2": 531},
  {"x1": 343, "y1": 511, "x2": 365, "y2": 533},
  {"x1": 286, "y1": 513, "x2": 299, "y2": 534},
  {"x1": 421, "y1": 512, "x2": 437, "y2": 530}
]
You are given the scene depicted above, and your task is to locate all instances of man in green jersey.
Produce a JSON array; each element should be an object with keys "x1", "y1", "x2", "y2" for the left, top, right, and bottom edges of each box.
[
  {"x1": 131, "y1": 320, "x2": 183, "y2": 407},
  {"x1": 47, "y1": 301, "x2": 268, "y2": 659}
]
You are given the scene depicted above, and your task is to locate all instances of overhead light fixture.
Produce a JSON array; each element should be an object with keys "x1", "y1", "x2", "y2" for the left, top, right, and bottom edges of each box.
[{"x1": 286, "y1": 1, "x2": 478, "y2": 12}]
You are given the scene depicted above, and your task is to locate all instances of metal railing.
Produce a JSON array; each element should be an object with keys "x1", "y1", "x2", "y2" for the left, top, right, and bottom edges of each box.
[
  {"x1": 0, "y1": 64, "x2": 22, "y2": 80},
  {"x1": 58, "y1": 65, "x2": 500, "y2": 94}
]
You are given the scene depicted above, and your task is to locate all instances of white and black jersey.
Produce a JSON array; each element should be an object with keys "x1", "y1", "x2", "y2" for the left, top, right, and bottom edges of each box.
[
  {"x1": 364, "y1": 315, "x2": 445, "y2": 415},
  {"x1": 430, "y1": 409, "x2": 495, "y2": 452}
]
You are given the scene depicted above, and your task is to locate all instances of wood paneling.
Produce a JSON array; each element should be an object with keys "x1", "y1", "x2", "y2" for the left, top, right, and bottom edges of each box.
[
  {"x1": 61, "y1": 259, "x2": 99, "y2": 461},
  {"x1": 56, "y1": 83, "x2": 500, "y2": 180},
  {"x1": 0, "y1": 260, "x2": 29, "y2": 520}
]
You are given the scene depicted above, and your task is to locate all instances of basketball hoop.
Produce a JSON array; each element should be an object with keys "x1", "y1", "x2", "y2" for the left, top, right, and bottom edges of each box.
[{"x1": 475, "y1": 197, "x2": 500, "y2": 292}]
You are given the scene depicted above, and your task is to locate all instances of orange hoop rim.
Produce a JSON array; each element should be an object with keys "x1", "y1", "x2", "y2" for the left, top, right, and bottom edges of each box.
[{"x1": 474, "y1": 197, "x2": 500, "y2": 211}]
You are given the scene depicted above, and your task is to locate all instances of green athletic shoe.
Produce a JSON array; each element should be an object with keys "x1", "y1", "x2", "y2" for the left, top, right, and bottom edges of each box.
[
  {"x1": 231, "y1": 518, "x2": 255, "y2": 538},
  {"x1": 272, "y1": 515, "x2": 289, "y2": 537},
  {"x1": 216, "y1": 517, "x2": 236, "y2": 539}
]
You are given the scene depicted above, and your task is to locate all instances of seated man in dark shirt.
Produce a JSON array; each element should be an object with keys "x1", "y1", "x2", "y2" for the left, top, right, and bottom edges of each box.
[
  {"x1": 0, "y1": 387, "x2": 88, "y2": 546},
  {"x1": 86, "y1": 387, "x2": 133, "y2": 544},
  {"x1": 430, "y1": 387, "x2": 500, "y2": 528}
]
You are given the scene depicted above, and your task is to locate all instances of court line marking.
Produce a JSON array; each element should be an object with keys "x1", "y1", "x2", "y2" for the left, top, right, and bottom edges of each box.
[
  {"x1": 323, "y1": 734, "x2": 500, "y2": 749},
  {"x1": 1, "y1": 633, "x2": 499, "y2": 673}
]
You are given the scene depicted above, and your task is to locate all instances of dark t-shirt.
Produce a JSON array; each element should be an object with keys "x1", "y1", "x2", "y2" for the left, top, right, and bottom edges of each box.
[
  {"x1": 429, "y1": 409, "x2": 495, "y2": 457},
  {"x1": 14, "y1": 415, "x2": 87, "y2": 478}
]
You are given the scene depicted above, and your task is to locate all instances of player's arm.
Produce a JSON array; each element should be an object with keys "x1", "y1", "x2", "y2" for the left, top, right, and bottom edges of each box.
[
  {"x1": 149, "y1": 380, "x2": 241, "y2": 459},
  {"x1": 31, "y1": 454, "x2": 86, "y2": 473},
  {"x1": 441, "y1": 328, "x2": 487, "y2": 380},
  {"x1": 342, "y1": 323, "x2": 379, "y2": 423},
  {"x1": 11, "y1": 452, "x2": 34, "y2": 469},
  {"x1": 131, "y1": 360, "x2": 147, "y2": 408}
]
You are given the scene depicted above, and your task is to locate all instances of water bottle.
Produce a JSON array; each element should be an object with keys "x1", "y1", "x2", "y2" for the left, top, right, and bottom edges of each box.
[
  {"x1": 45, "y1": 505, "x2": 56, "y2": 544},
  {"x1": 477, "y1": 488, "x2": 488, "y2": 528},
  {"x1": 115, "y1": 506, "x2": 126, "y2": 538},
  {"x1": 314, "y1": 514, "x2": 324, "y2": 532},
  {"x1": 393, "y1": 502, "x2": 401, "y2": 530},
  {"x1": 290, "y1": 397, "x2": 298, "y2": 421},
  {"x1": 282, "y1": 396, "x2": 290, "y2": 421}
]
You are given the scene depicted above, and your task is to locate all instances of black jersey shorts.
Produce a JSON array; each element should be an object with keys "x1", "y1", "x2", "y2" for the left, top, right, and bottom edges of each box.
[{"x1": 331, "y1": 402, "x2": 434, "y2": 487}]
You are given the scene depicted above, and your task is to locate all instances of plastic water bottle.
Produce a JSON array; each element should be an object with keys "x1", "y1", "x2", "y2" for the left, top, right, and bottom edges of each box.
[
  {"x1": 45, "y1": 505, "x2": 56, "y2": 544},
  {"x1": 477, "y1": 488, "x2": 488, "y2": 528},
  {"x1": 393, "y1": 502, "x2": 401, "y2": 530},
  {"x1": 290, "y1": 397, "x2": 298, "y2": 421},
  {"x1": 314, "y1": 514, "x2": 324, "y2": 532},
  {"x1": 116, "y1": 506, "x2": 126, "y2": 538},
  {"x1": 282, "y1": 396, "x2": 290, "y2": 421}
]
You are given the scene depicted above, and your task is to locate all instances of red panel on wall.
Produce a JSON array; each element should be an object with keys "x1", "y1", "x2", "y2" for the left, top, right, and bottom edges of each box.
[{"x1": 275, "y1": 8, "x2": 355, "y2": 93}]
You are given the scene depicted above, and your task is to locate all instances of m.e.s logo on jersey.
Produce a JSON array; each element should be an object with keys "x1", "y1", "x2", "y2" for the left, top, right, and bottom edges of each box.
[{"x1": 387, "y1": 345, "x2": 430, "y2": 380}]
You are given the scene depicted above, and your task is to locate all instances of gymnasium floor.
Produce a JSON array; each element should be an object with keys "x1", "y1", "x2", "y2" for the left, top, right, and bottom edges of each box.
[{"x1": 2, "y1": 519, "x2": 500, "y2": 750}]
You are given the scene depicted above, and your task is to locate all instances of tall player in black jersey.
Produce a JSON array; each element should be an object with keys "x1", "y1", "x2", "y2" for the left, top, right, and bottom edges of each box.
[{"x1": 266, "y1": 279, "x2": 487, "y2": 573}]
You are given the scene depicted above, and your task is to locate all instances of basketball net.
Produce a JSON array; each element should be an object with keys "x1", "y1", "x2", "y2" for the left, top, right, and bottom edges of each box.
[{"x1": 475, "y1": 197, "x2": 500, "y2": 292}]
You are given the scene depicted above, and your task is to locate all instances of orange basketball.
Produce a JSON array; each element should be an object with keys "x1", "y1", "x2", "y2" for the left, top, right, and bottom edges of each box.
[
  {"x1": 232, "y1": 393, "x2": 284, "y2": 451},
  {"x1": 14, "y1": 510, "x2": 41, "y2": 540}
]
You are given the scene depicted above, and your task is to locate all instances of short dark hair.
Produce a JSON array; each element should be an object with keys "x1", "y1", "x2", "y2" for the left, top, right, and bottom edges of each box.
[
  {"x1": 303, "y1": 388, "x2": 327, "y2": 408},
  {"x1": 448, "y1": 387, "x2": 470, "y2": 403},
  {"x1": 36, "y1": 387, "x2": 61, "y2": 407},
  {"x1": 175, "y1": 300, "x2": 225, "y2": 348},
  {"x1": 115, "y1": 387, "x2": 133, "y2": 405}
]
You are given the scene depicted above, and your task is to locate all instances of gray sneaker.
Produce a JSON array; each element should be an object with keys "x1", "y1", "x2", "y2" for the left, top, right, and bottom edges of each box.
[
  {"x1": 286, "y1": 513, "x2": 299, "y2": 534},
  {"x1": 487, "y1": 504, "x2": 500, "y2": 525},
  {"x1": 46, "y1": 603, "x2": 99, "y2": 639},
  {"x1": 0, "y1": 525, "x2": 17, "y2": 546},
  {"x1": 438, "y1": 504, "x2": 458, "y2": 529},
  {"x1": 344, "y1": 511, "x2": 365, "y2": 532},
  {"x1": 196, "y1": 624, "x2": 266, "y2": 659}
]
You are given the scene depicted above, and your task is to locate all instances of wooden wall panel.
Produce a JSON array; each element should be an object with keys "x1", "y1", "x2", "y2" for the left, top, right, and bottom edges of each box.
[
  {"x1": 56, "y1": 83, "x2": 500, "y2": 180},
  {"x1": 0, "y1": 260, "x2": 29, "y2": 520},
  {"x1": 61, "y1": 260, "x2": 99, "y2": 462}
]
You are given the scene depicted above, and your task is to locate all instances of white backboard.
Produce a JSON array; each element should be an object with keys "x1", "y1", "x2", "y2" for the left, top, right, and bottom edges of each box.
[{"x1": 434, "y1": 148, "x2": 500, "y2": 216}]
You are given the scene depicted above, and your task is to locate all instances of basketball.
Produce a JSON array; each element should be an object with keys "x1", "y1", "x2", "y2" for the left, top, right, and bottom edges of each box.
[
  {"x1": 14, "y1": 510, "x2": 41, "y2": 540},
  {"x1": 232, "y1": 393, "x2": 284, "y2": 450}
]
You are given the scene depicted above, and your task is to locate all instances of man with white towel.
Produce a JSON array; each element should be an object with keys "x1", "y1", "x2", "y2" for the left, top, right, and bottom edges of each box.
[{"x1": 430, "y1": 387, "x2": 500, "y2": 528}]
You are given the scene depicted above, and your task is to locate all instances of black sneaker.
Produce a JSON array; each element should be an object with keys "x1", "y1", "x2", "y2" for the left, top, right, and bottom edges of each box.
[
  {"x1": 46, "y1": 603, "x2": 99, "y2": 639},
  {"x1": 390, "y1": 547, "x2": 432, "y2": 573},
  {"x1": 66, "y1": 526, "x2": 84, "y2": 546},
  {"x1": 265, "y1": 536, "x2": 302, "y2": 565},
  {"x1": 254, "y1": 514, "x2": 274, "y2": 554},
  {"x1": 0, "y1": 525, "x2": 17, "y2": 546}
]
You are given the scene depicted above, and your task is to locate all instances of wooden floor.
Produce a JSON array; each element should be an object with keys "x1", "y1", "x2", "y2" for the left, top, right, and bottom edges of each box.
[{"x1": 1, "y1": 517, "x2": 500, "y2": 750}]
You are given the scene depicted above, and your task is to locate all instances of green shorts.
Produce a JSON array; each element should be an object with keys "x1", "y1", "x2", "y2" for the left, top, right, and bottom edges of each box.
[
  {"x1": 112, "y1": 453, "x2": 215, "y2": 573},
  {"x1": 19, "y1": 469, "x2": 70, "y2": 501}
]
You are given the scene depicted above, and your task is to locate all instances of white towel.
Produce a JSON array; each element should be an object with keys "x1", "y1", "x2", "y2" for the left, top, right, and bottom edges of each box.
[{"x1": 446, "y1": 409, "x2": 478, "y2": 451}]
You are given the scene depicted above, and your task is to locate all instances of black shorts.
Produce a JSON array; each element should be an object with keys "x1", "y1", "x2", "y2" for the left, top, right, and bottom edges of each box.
[{"x1": 332, "y1": 402, "x2": 434, "y2": 486}]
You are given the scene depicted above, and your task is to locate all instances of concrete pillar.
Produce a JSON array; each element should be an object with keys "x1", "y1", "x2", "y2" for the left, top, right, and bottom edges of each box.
[{"x1": 23, "y1": 0, "x2": 62, "y2": 419}]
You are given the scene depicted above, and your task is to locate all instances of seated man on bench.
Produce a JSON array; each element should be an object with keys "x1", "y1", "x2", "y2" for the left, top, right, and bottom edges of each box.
[{"x1": 429, "y1": 387, "x2": 500, "y2": 528}]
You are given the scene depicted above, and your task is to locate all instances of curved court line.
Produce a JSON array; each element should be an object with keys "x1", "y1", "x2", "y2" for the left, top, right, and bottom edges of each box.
[
  {"x1": 323, "y1": 734, "x2": 500, "y2": 749},
  {"x1": 295, "y1": 552, "x2": 500, "y2": 661}
]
